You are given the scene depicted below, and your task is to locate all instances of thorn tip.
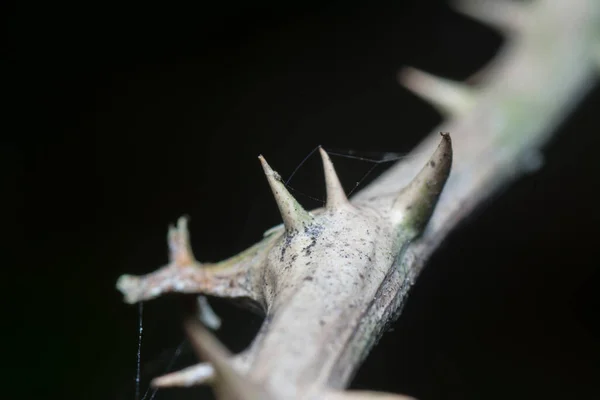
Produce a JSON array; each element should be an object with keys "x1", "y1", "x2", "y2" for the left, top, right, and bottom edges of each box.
[{"x1": 259, "y1": 154, "x2": 313, "y2": 231}]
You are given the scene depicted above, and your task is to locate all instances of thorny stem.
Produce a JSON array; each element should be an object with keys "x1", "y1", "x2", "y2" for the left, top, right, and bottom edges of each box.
[
  {"x1": 355, "y1": 0, "x2": 600, "y2": 276},
  {"x1": 117, "y1": 0, "x2": 600, "y2": 398}
]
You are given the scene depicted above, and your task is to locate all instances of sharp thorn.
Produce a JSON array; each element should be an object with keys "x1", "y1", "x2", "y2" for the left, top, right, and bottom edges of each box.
[
  {"x1": 391, "y1": 132, "x2": 453, "y2": 232},
  {"x1": 319, "y1": 146, "x2": 351, "y2": 209},
  {"x1": 258, "y1": 155, "x2": 314, "y2": 231}
]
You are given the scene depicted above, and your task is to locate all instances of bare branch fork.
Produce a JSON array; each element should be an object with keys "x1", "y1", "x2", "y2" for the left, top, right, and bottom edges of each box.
[{"x1": 116, "y1": 0, "x2": 600, "y2": 399}]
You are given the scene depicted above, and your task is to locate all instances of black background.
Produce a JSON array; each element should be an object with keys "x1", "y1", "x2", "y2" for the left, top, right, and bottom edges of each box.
[{"x1": 7, "y1": 1, "x2": 599, "y2": 399}]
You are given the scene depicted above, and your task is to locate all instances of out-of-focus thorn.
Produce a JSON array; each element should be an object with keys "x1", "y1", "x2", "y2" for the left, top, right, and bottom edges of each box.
[
  {"x1": 398, "y1": 67, "x2": 476, "y2": 117},
  {"x1": 197, "y1": 296, "x2": 222, "y2": 330},
  {"x1": 323, "y1": 389, "x2": 417, "y2": 400},
  {"x1": 152, "y1": 362, "x2": 215, "y2": 388},
  {"x1": 319, "y1": 147, "x2": 352, "y2": 210},
  {"x1": 184, "y1": 318, "x2": 271, "y2": 399},
  {"x1": 259, "y1": 154, "x2": 314, "y2": 232},
  {"x1": 451, "y1": 0, "x2": 528, "y2": 34}
]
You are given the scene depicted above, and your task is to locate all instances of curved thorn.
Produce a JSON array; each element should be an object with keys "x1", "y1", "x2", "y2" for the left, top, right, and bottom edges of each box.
[
  {"x1": 391, "y1": 133, "x2": 453, "y2": 232},
  {"x1": 319, "y1": 146, "x2": 351, "y2": 209},
  {"x1": 451, "y1": 0, "x2": 527, "y2": 33},
  {"x1": 258, "y1": 155, "x2": 314, "y2": 231},
  {"x1": 399, "y1": 67, "x2": 475, "y2": 117}
]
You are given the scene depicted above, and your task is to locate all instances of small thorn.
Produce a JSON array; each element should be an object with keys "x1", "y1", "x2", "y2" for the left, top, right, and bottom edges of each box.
[
  {"x1": 259, "y1": 155, "x2": 314, "y2": 231},
  {"x1": 399, "y1": 67, "x2": 475, "y2": 117},
  {"x1": 391, "y1": 133, "x2": 453, "y2": 232},
  {"x1": 451, "y1": 0, "x2": 527, "y2": 34},
  {"x1": 319, "y1": 147, "x2": 351, "y2": 209}
]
